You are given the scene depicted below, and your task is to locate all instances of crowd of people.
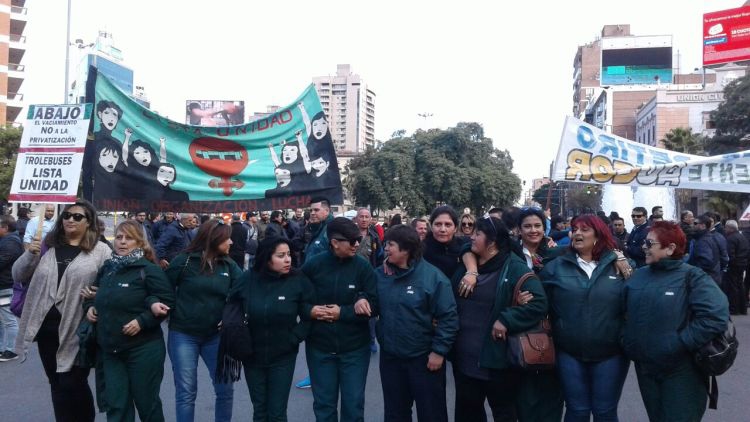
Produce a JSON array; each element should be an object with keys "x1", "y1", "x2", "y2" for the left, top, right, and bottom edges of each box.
[{"x1": 0, "y1": 197, "x2": 737, "y2": 421}]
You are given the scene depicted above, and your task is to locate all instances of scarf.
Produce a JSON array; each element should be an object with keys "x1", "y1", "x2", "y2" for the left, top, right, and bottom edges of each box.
[{"x1": 105, "y1": 248, "x2": 145, "y2": 276}]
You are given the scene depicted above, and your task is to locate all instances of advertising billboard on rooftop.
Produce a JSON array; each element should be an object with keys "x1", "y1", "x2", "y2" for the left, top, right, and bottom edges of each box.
[
  {"x1": 704, "y1": 6, "x2": 750, "y2": 66},
  {"x1": 185, "y1": 100, "x2": 245, "y2": 126}
]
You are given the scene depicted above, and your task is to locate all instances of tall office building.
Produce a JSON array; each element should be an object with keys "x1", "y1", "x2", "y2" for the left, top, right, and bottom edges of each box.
[
  {"x1": 312, "y1": 64, "x2": 375, "y2": 154},
  {"x1": 0, "y1": 0, "x2": 27, "y2": 123},
  {"x1": 69, "y1": 31, "x2": 149, "y2": 108}
]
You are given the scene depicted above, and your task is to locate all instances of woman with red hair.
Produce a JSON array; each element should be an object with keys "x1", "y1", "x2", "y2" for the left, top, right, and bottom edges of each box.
[
  {"x1": 623, "y1": 221, "x2": 728, "y2": 421},
  {"x1": 539, "y1": 214, "x2": 633, "y2": 421}
]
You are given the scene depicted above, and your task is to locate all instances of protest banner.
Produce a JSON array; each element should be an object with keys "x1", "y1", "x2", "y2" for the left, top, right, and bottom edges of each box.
[
  {"x1": 9, "y1": 104, "x2": 93, "y2": 203},
  {"x1": 82, "y1": 66, "x2": 343, "y2": 213},
  {"x1": 552, "y1": 116, "x2": 750, "y2": 193}
]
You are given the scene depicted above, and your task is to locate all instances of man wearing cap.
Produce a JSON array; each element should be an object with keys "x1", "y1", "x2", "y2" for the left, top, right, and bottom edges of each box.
[
  {"x1": 229, "y1": 213, "x2": 249, "y2": 268},
  {"x1": 301, "y1": 217, "x2": 378, "y2": 422}
]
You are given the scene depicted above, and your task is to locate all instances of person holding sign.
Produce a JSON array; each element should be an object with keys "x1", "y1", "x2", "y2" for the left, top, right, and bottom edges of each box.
[{"x1": 12, "y1": 199, "x2": 111, "y2": 422}]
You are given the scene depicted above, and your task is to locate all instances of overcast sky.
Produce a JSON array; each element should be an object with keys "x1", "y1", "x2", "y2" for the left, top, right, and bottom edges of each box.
[{"x1": 19, "y1": 0, "x2": 742, "y2": 197}]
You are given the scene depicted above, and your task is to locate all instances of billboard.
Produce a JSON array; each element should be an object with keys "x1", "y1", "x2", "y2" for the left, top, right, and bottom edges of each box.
[
  {"x1": 601, "y1": 47, "x2": 672, "y2": 85},
  {"x1": 703, "y1": 6, "x2": 750, "y2": 66},
  {"x1": 185, "y1": 100, "x2": 245, "y2": 126}
]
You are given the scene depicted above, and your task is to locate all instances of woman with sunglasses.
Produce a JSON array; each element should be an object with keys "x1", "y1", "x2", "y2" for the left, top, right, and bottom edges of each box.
[
  {"x1": 377, "y1": 224, "x2": 458, "y2": 422},
  {"x1": 165, "y1": 219, "x2": 244, "y2": 422},
  {"x1": 623, "y1": 221, "x2": 728, "y2": 421},
  {"x1": 459, "y1": 213, "x2": 476, "y2": 240},
  {"x1": 233, "y1": 236, "x2": 314, "y2": 421},
  {"x1": 301, "y1": 217, "x2": 378, "y2": 422},
  {"x1": 539, "y1": 215, "x2": 632, "y2": 421},
  {"x1": 13, "y1": 199, "x2": 111, "y2": 421},
  {"x1": 449, "y1": 217, "x2": 547, "y2": 421},
  {"x1": 83, "y1": 220, "x2": 174, "y2": 421}
]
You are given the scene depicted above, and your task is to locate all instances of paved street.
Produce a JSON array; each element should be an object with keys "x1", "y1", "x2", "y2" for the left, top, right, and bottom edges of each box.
[{"x1": 2, "y1": 315, "x2": 749, "y2": 421}]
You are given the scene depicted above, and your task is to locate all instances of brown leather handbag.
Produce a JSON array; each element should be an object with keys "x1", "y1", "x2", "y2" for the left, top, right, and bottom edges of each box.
[{"x1": 506, "y1": 272, "x2": 556, "y2": 370}]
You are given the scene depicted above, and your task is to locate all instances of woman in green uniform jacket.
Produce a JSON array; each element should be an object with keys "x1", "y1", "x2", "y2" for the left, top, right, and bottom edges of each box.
[
  {"x1": 450, "y1": 216, "x2": 548, "y2": 422},
  {"x1": 234, "y1": 236, "x2": 315, "y2": 422},
  {"x1": 623, "y1": 221, "x2": 729, "y2": 421},
  {"x1": 539, "y1": 214, "x2": 631, "y2": 421},
  {"x1": 165, "y1": 219, "x2": 244, "y2": 422},
  {"x1": 84, "y1": 220, "x2": 174, "y2": 422}
]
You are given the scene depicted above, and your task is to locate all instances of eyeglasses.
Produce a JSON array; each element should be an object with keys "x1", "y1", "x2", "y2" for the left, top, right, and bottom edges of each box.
[
  {"x1": 61, "y1": 211, "x2": 87, "y2": 222},
  {"x1": 332, "y1": 236, "x2": 362, "y2": 246},
  {"x1": 643, "y1": 239, "x2": 660, "y2": 249},
  {"x1": 461, "y1": 222, "x2": 474, "y2": 227},
  {"x1": 631, "y1": 214, "x2": 645, "y2": 219}
]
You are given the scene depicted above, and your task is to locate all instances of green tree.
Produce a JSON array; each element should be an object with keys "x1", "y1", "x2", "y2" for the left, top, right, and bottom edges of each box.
[
  {"x1": 709, "y1": 74, "x2": 750, "y2": 154},
  {"x1": 661, "y1": 127, "x2": 705, "y2": 155},
  {"x1": 0, "y1": 126, "x2": 22, "y2": 200},
  {"x1": 347, "y1": 123, "x2": 522, "y2": 216}
]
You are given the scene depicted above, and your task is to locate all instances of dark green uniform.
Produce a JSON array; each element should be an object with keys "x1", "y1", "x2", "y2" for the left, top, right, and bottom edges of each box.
[
  {"x1": 235, "y1": 269, "x2": 314, "y2": 422},
  {"x1": 623, "y1": 258, "x2": 729, "y2": 422},
  {"x1": 165, "y1": 252, "x2": 244, "y2": 338},
  {"x1": 85, "y1": 257, "x2": 175, "y2": 422}
]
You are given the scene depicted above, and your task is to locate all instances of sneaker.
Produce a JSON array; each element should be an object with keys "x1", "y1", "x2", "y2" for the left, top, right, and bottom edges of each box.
[
  {"x1": 295, "y1": 376, "x2": 311, "y2": 389},
  {"x1": 0, "y1": 351, "x2": 18, "y2": 362}
]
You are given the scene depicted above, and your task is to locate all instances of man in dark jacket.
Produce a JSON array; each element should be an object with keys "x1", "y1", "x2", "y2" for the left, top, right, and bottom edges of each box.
[
  {"x1": 689, "y1": 215, "x2": 723, "y2": 285},
  {"x1": 156, "y1": 213, "x2": 196, "y2": 269},
  {"x1": 265, "y1": 210, "x2": 288, "y2": 240},
  {"x1": 229, "y1": 213, "x2": 248, "y2": 269},
  {"x1": 303, "y1": 197, "x2": 333, "y2": 264},
  {"x1": 626, "y1": 207, "x2": 649, "y2": 267},
  {"x1": 134, "y1": 210, "x2": 154, "y2": 247},
  {"x1": 0, "y1": 215, "x2": 24, "y2": 361},
  {"x1": 611, "y1": 216, "x2": 628, "y2": 251},
  {"x1": 354, "y1": 207, "x2": 384, "y2": 354},
  {"x1": 243, "y1": 212, "x2": 259, "y2": 270},
  {"x1": 724, "y1": 220, "x2": 749, "y2": 314},
  {"x1": 151, "y1": 211, "x2": 175, "y2": 244}
]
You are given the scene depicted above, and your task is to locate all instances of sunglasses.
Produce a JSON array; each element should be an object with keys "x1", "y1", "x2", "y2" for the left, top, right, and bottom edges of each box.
[
  {"x1": 643, "y1": 239, "x2": 660, "y2": 249},
  {"x1": 631, "y1": 214, "x2": 645, "y2": 219},
  {"x1": 61, "y1": 211, "x2": 87, "y2": 222},
  {"x1": 332, "y1": 236, "x2": 362, "y2": 246},
  {"x1": 461, "y1": 222, "x2": 474, "y2": 227}
]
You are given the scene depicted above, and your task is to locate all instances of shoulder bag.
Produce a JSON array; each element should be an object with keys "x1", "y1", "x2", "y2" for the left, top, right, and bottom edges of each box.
[{"x1": 506, "y1": 272, "x2": 556, "y2": 370}]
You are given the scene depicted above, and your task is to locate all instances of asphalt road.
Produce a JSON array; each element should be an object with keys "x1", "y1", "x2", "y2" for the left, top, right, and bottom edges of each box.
[{"x1": 2, "y1": 314, "x2": 750, "y2": 421}]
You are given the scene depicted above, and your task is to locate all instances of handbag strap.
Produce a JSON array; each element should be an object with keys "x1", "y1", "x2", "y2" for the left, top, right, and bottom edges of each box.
[{"x1": 511, "y1": 272, "x2": 536, "y2": 307}]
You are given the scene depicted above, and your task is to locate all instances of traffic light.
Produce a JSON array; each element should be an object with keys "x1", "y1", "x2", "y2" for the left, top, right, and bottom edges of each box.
[{"x1": 586, "y1": 186, "x2": 591, "y2": 195}]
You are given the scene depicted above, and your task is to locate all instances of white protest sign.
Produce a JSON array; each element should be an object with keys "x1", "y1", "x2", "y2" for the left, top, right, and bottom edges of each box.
[
  {"x1": 9, "y1": 104, "x2": 93, "y2": 203},
  {"x1": 553, "y1": 116, "x2": 750, "y2": 192}
]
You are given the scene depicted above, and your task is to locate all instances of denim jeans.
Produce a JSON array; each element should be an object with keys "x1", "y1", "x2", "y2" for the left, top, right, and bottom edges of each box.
[
  {"x1": 306, "y1": 344, "x2": 370, "y2": 422},
  {"x1": 556, "y1": 350, "x2": 629, "y2": 422},
  {"x1": 0, "y1": 295, "x2": 18, "y2": 351},
  {"x1": 168, "y1": 330, "x2": 234, "y2": 422}
]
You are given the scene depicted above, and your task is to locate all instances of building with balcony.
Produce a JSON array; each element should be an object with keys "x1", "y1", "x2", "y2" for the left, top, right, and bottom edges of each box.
[
  {"x1": 312, "y1": 64, "x2": 375, "y2": 154},
  {"x1": 0, "y1": 0, "x2": 27, "y2": 123}
]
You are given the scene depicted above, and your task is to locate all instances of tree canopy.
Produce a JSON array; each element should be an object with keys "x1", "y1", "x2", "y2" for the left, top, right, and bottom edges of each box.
[
  {"x1": 346, "y1": 122, "x2": 522, "y2": 216},
  {"x1": 0, "y1": 126, "x2": 22, "y2": 201}
]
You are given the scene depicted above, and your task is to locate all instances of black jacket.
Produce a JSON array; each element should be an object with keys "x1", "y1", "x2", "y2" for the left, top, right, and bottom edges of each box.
[
  {"x1": 688, "y1": 229, "x2": 722, "y2": 285},
  {"x1": 0, "y1": 232, "x2": 23, "y2": 290},
  {"x1": 265, "y1": 221, "x2": 288, "y2": 240},
  {"x1": 423, "y1": 235, "x2": 468, "y2": 279},
  {"x1": 727, "y1": 230, "x2": 750, "y2": 270},
  {"x1": 229, "y1": 221, "x2": 248, "y2": 258},
  {"x1": 626, "y1": 223, "x2": 649, "y2": 267}
]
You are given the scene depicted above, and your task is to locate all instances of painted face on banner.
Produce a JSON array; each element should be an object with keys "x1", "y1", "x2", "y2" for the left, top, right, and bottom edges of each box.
[
  {"x1": 133, "y1": 146, "x2": 152, "y2": 167},
  {"x1": 282, "y1": 145, "x2": 299, "y2": 164},
  {"x1": 312, "y1": 117, "x2": 328, "y2": 140},
  {"x1": 98, "y1": 108, "x2": 120, "y2": 131},
  {"x1": 99, "y1": 149, "x2": 119, "y2": 173},
  {"x1": 157, "y1": 166, "x2": 175, "y2": 186},
  {"x1": 275, "y1": 168, "x2": 291, "y2": 187},
  {"x1": 311, "y1": 157, "x2": 329, "y2": 177}
]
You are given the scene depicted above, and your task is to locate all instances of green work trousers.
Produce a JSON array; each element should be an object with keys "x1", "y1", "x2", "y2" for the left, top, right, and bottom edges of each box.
[
  {"x1": 244, "y1": 359, "x2": 297, "y2": 422},
  {"x1": 635, "y1": 361, "x2": 708, "y2": 422}
]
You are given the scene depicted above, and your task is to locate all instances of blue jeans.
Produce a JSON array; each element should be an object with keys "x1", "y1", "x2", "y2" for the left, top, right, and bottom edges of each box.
[
  {"x1": 168, "y1": 330, "x2": 234, "y2": 422},
  {"x1": 556, "y1": 350, "x2": 629, "y2": 422},
  {"x1": 0, "y1": 296, "x2": 18, "y2": 351},
  {"x1": 306, "y1": 344, "x2": 370, "y2": 422}
]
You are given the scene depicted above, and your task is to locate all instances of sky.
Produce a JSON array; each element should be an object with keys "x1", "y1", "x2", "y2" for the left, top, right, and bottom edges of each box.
[{"x1": 19, "y1": 0, "x2": 744, "y2": 201}]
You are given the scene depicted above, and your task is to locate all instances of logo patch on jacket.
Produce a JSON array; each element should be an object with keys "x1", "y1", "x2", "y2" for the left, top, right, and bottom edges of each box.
[
  {"x1": 348, "y1": 284, "x2": 355, "y2": 289},
  {"x1": 278, "y1": 296, "x2": 286, "y2": 300},
  {"x1": 665, "y1": 291, "x2": 674, "y2": 296},
  {"x1": 118, "y1": 283, "x2": 129, "y2": 288}
]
